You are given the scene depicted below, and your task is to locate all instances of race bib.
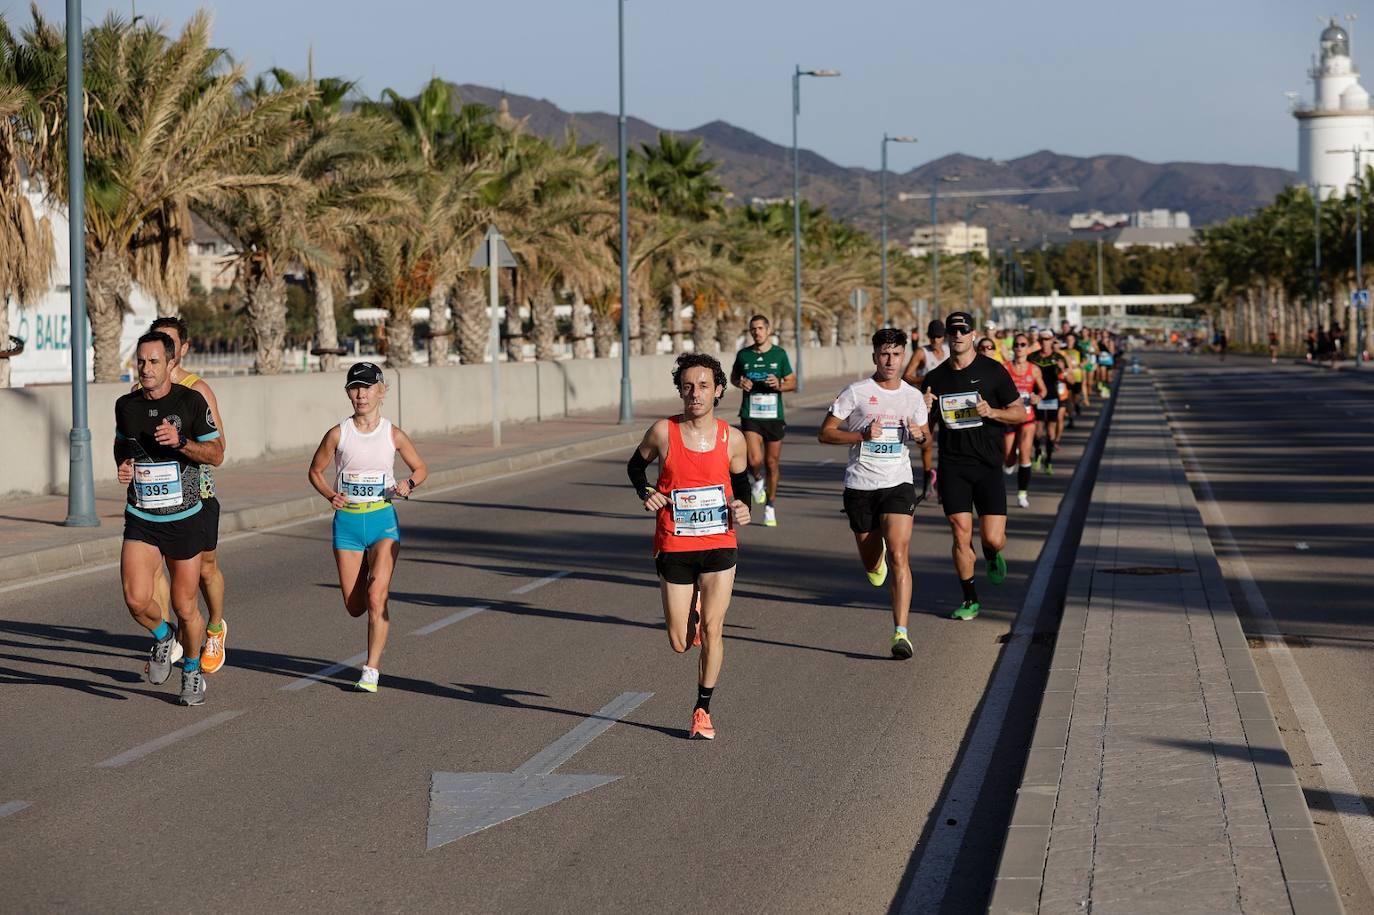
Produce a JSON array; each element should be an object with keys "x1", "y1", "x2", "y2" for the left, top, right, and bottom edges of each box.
[
  {"x1": 1039, "y1": 398, "x2": 1059, "y2": 411},
  {"x1": 938, "y1": 392, "x2": 983, "y2": 430},
  {"x1": 859, "y1": 423, "x2": 905, "y2": 464},
  {"x1": 1098, "y1": 353, "x2": 1114, "y2": 366},
  {"x1": 1019, "y1": 391, "x2": 1032, "y2": 408},
  {"x1": 748, "y1": 392, "x2": 779, "y2": 419},
  {"x1": 671, "y1": 484, "x2": 729, "y2": 536},
  {"x1": 339, "y1": 470, "x2": 387, "y2": 504},
  {"x1": 133, "y1": 461, "x2": 183, "y2": 510}
]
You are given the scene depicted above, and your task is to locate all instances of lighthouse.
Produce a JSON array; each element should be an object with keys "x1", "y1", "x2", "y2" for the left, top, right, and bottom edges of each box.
[{"x1": 1295, "y1": 19, "x2": 1374, "y2": 195}]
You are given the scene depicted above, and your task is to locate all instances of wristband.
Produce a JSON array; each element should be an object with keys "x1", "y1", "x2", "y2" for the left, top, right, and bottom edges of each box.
[
  {"x1": 176, "y1": 432, "x2": 188, "y2": 450},
  {"x1": 406, "y1": 477, "x2": 417, "y2": 490}
]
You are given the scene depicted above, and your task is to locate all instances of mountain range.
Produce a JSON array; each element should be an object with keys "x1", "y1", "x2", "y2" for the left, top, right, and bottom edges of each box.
[{"x1": 454, "y1": 83, "x2": 1295, "y2": 246}]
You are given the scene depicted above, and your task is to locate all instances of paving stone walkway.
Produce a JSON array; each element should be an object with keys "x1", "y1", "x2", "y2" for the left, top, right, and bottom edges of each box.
[{"x1": 989, "y1": 374, "x2": 1342, "y2": 914}]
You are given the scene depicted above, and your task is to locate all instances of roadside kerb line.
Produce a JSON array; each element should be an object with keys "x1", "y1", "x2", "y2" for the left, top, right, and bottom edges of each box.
[
  {"x1": 898, "y1": 376, "x2": 1119, "y2": 914},
  {"x1": 94, "y1": 710, "x2": 245, "y2": 768},
  {"x1": 0, "y1": 800, "x2": 32, "y2": 818},
  {"x1": 511, "y1": 571, "x2": 570, "y2": 594},
  {"x1": 280, "y1": 652, "x2": 368, "y2": 692},
  {"x1": 410, "y1": 606, "x2": 490, "y2": 636},
  {"x1": 1159, "y1": 378, "x2": 1374, "y2": 897}
]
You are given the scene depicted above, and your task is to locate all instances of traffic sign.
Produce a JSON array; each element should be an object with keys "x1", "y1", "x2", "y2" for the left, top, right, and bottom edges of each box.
[{"x1": 1352, "y1": 289, "x2": 1370, "y2": 310}]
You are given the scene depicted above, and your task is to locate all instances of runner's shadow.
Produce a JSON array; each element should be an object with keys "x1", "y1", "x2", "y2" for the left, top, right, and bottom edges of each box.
[{"x1": 0, "y1": 665, "x2": 166, "y2": 701}]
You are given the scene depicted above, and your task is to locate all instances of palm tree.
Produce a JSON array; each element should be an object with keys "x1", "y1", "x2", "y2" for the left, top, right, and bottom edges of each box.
[
  {"x1": 16, "y1": 10, "x2": 307, "y2": 380},
  {"x1": 0, "y1": 16, "x2": 56, "y2": 387}
]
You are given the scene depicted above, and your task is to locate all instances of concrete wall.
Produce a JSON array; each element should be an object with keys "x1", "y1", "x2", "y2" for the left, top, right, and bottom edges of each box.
[{"x1": 2, "y1": 346, "x2": 869, "y2": 497}]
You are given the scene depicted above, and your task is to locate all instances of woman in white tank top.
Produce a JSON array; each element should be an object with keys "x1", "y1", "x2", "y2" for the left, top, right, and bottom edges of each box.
[{"x1": 308, "y1": 363, "x2": 428, "y2": 693}]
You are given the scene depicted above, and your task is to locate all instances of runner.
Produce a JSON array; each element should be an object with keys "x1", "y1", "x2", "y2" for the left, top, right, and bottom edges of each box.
[
  {"x1": 627, "y1": 353, "x2": 751, "y2": 739},
  {"x1": 819, "y1": 328, "x2": 930, "y2": 657},
  {"x1": 137, "y1": 317, "x2": 231, "y2": 675},
  {"x1": 730, "y1": 314, "x2": 795, "y2": 528},
  {"x1": 1095, "y1": 329, "x2": 1115, "y2": 398},
  {"x1": 1062, "y1": 331, "x2": 1084, "y2": 426},
  {"x1": 1003, "y1": 333, "x2": 1046, "y2": 509},
  {"x1": 307, "y1": 363, "x2": 428, "y2": 694},
  {"x1": 1269, "y1": 330, "x2": 1280, "y2": 365},
  {"x1": 1029, "y1": 331, "x2": 1069, "y2": 475},
  {"x1": 115, "y1": 332, "x2": 224, "y2": 705},
  {"x1": 1076, "y1": 331, "x2": 1095, "y2": 410},
  {"x1": 903, "y1": 319, "x2": 948, "y2": 502},
  {"x1": 920, "y1": 312, "x2": 1025, "y2": 620}
]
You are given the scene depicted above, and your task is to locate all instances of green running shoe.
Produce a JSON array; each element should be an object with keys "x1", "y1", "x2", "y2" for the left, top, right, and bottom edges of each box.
[
  {"x1": 890, "y1": 631, "x2": 913, "y2": 660},
  {"x1": 950, "y1": 600, "x2": 981, "y2": 621},
  {"x1": 866, "y1": 553, "x2": 888, "y2": 587},
  {"x1": 987, "y1": 551, "x2": 1007, "y2": 585}
]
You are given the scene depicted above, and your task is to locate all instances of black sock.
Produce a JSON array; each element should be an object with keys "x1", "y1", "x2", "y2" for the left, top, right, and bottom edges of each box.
[
  {"x1": 983, "y1": 543, "x2": 999, "y2": 564},
  {"x1": 1017, "y1": 464, "x2": 1032, "y2": 490},
  {"x1": 1045, "y1": 439, "x2": 1055, "y2": 464},
  {"x1": 695, "y1": 685, "x2": 714, "y2": 713},
  {"x1": 960, "y1": 577, "x2": 979, "y2": 604}
]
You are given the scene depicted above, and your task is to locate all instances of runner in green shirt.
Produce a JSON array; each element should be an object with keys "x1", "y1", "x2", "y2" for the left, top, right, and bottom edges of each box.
[{"x1": 730, "y1": 314, "x2": 796, "y2": 528}]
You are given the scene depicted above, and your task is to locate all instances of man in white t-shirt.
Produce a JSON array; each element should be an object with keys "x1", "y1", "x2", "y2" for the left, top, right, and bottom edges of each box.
[{"x1": 819, "y1": 327, "x2": 931, "y2": 659}]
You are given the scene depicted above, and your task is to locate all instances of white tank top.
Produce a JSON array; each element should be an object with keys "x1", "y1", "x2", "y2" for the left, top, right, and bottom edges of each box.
[
  {"x1": 922, "y1": 345, "x2": 949, "y2": 371},
  {"x1": 335, "y1": 416, "x2": 396, "y2": 504}
]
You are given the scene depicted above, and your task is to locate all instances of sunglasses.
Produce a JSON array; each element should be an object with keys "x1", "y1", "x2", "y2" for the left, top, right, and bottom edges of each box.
[
  {"x1": 949, "y1": 328, "x2": 974, "y2": 337},
  {"x1": 978, "y1": 345, "x2": 996, "y2": 352},
  {"x1": 1014, "y1": 342, "x2": 1030, "y2": 348}
]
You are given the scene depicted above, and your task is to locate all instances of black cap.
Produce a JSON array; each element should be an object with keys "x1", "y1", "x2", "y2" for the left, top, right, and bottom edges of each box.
[
  {"x1": 926, "y1": 319, "x2": 946, "y2": 338},
  {"x1": 345, "y1": 362, "x2": 384, "y2": 388},
  {"x1": 945, "y1": 311, "x2": 974, "y2": 335}
]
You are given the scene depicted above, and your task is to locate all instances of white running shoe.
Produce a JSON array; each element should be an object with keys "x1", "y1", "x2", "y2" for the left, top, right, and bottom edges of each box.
[
  {"x1": 1017, "y1": 492, "x2": 1030, "y2": 509},
  {"x1": 1003, "y1": 464, "x2": 1015, "y2": 476},
  {"x1": 356, "y1": 666, "x2": 380, "y2": 693},
  {"x1": 751, "y1": 477, "x2": 766, "y2": 504},
  {"x1": 763, "y1": 504, "x2": 777, "y2": 527}
]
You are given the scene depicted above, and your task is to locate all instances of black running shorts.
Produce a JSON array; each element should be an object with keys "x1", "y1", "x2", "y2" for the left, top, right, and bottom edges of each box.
[
  {"x1": 123, "y1": 507, "x2": 215, "y2": 561},
  {"x1": 937, "y1": 460, "x2": 1007, "y2": 517},
  {"x1": 655, "y1": 548, "x2": 738, "y2": 584},
  {"x1": 200, "y1": 497, "x2": 220, "y2": 551},
  {"x1": 842, "y1": 483, "x2": 917, "y2": 534},
  {"x1": 739, "y1": 418, "x2": 786, "y2": 442}
]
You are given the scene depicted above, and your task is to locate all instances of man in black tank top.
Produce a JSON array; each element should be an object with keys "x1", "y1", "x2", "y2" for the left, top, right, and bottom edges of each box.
[{"x1": 1029, "y1": 331, "x2": 1069, "y2": 474}]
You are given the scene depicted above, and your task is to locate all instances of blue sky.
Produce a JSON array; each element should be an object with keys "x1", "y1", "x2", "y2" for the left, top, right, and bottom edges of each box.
[{"x1": 16, "y1": 0, "x2": 1366, "y2": 172}]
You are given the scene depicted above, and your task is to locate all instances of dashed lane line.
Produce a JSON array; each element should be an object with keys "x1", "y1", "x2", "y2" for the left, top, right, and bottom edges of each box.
[{"x1": 94, "y1": 710, "x2": 245, "y2": 768}]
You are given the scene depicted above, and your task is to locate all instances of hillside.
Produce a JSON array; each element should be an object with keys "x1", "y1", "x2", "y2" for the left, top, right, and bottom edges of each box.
[{"x1": 452, "y1": 83, "x2": 1295, "y2": 244}]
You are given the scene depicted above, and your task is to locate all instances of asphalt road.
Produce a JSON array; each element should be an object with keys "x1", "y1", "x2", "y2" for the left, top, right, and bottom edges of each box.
[
  {"x1": 1149, "y1": 351, "x2": 1374, "y2": 912},
  {"x1": 0, "y1": 394, "x2": 1104, "y2": 914}
]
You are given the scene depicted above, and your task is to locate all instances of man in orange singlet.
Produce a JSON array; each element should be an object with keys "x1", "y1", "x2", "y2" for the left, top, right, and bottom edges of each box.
[{"x1": 627, "y1": 353, "x2": 752, "y2": 740}]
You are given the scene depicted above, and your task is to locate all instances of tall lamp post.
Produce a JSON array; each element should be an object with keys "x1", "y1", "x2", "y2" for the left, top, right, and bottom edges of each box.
[
  {"x1": 1311, "y1": 182, "x2": 1334, "y2": 330},
  {"x1": 1330, "y1": 145, "x2": 1366, "y2": 368},
  {"x1": 792, "y1": 65, "x2": 840, "y2": 392},
  {"x1": 880, "y1": 134, "x2": 917, "y2": 328},
  {"x1": 65, "y1": 0, "x2": 97, "y2": 527},
  {"x1": 617, "y1": 0, "x2": 633, "y2": 422},
  {"x1": 928, "y1": 175, "x2": 959, "y2": 317}
]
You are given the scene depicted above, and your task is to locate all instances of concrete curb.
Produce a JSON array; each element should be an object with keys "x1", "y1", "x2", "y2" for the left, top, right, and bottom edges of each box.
[{"x1": 0, "y1": 386, "x2": 849, "y2": 587}]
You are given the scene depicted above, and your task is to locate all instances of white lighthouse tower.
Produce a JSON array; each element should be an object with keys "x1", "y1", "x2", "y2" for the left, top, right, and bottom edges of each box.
[{"x1": 1296, "y1": 19, "x2": 1374, "y2": 195}]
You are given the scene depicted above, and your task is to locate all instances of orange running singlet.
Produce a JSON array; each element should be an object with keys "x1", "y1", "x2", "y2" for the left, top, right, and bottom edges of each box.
[{"x1": 653, "y1": 418, "x2": 737, "y2": 554}]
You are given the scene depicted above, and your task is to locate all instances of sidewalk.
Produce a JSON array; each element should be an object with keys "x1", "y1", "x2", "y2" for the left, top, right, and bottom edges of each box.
[
  {"x1": 0, "y1": 375, "x2": 855, "y2": 585},
  {"x1": 988, "y1": 374, "x2": 1342, "y2": 913}
]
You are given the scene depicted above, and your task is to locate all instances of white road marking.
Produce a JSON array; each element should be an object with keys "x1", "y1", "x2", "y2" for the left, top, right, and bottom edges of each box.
[
  {"x1": 510, "y1": 570, "x2": 570, "y2": 594},
  {"x1": 0, "y1": 441, "x2": 638, "y2": 596},
  {"x1": 280, "y1": 652, "x2": 367, "y2": 692},
  {"x1": 815, "y1": 457, "x2": 835, "y2": 465},
  {"x1": 0, "y1": 800, "x2": 31, "y2": 818},
  {"x1": 94, "y1": 710, "x2": 245, "y2": 768},
  {"x1": 898, "y1": 389, "x2": 1117, "y2": 913},
  {"x1": 1166, "y1": 407, "x2": 1374, "y2": 895},
  {"x1": 410, "y1": 606, "x2": 490, "y2": 636}
]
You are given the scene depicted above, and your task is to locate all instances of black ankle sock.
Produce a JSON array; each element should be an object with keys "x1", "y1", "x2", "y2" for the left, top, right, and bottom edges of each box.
[
  {"x1": 960, "y1": 577, "x2": 979, "y2": 603},
  {"x1": 1045, "y1": 439, "x2": 1055, "y2": 463},
  {"x1": 1017, "y1": 464, "x2": 1032, "y2": 490},
  {"x1": 695, "y1": 685, "x2": 714, "y2": 713},
  {"x1": 983, "y1": 543, "x2": 999, "y2": 564}
]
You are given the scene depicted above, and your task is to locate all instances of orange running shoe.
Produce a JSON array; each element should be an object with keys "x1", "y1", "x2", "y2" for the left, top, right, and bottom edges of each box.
[
  {"x1": 201, "y1": 620, "x2": 227, "y2": 674},
  {"x1": 689, "y1": 707, "x2": 715, "y2": 740}
]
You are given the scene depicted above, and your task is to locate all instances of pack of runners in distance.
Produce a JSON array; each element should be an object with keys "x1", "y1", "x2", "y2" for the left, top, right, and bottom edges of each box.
[{"x1": 113, "y1": 311, "x2": 1117, "y2": 739}]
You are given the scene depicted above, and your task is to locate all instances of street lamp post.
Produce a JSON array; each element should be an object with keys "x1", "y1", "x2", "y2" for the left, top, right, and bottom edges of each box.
[
  {"x1": 1329, "y1": 145, "x2": 1366, "y2": 368},
  {"x1": 792, "y1": 65, "x2": 840, "y2": 392},
  {"x1": 65, "y1": 0, "x2": 97, "y2": 527},
  {"x1": 1312, "y1": 182, "x2": 1329, "y2": 331},
  {"x1": 616, "y1": 0, "x2": 634, "y2": 421},
  {"x1": 880, "y1": 134, "x2": 917, "y2": 329},
  {"x1": 929, "y1": 175, "x2": 958, "y2": 317}
]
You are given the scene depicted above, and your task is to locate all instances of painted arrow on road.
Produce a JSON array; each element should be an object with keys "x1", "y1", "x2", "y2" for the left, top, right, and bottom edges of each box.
[{"x1": 426, "y1": 690, "x2": 653, "y2": 851}]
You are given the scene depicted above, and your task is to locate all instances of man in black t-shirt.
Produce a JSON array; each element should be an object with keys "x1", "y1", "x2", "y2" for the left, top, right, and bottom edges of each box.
[
  {"x1": 114, "y1": 332, "x2": 224, "y2": 706},
  {"x1": 921, "y1": 312, "x2": 1025, "y2": 620}
]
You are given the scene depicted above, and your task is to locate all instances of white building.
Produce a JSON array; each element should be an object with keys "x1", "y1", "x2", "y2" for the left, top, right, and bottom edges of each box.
[
  {"x1": 1295, "y1": 19, "x2": 1374, "y2": 196},
  {"x1": 907, "y1": 221, "x2": 988, "y2": 257}
]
